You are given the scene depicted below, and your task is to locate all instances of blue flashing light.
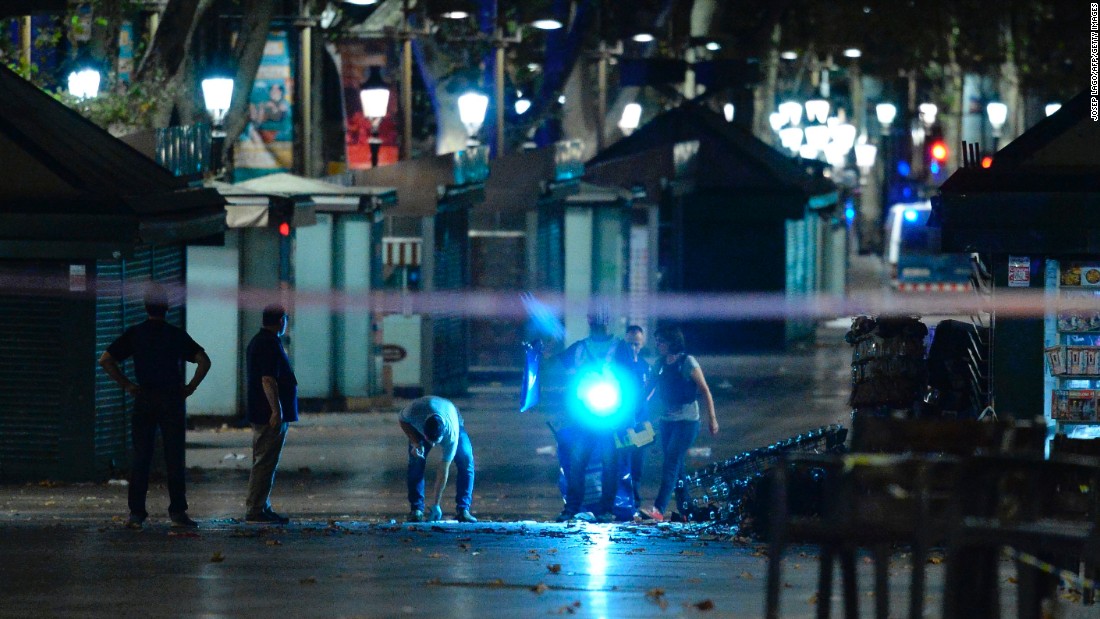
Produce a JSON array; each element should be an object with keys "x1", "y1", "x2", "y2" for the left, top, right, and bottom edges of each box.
[
  {"x1": 845, "y1": 206, "x2": 856, "y2": 221},
  {"x1": 568, "y1": 364, "x2": 635, "y2": 430},
  {"x1": 901, "y1": 186, "x2": 913, "y2": 199},
  {"x1": 930, "y1": 161, "x2": 941, "y2": 175},
  {"x1": 579, "y1": 377, "x2": 621, "y2": 415},
  {"x1": 896, "y1": 160, "x2": 911, "y2": 177},
  {"x1": 903, "y1": 209, "x2": 918, "y2": 222}
]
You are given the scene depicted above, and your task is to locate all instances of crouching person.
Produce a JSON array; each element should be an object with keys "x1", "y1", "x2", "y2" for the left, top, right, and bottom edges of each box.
[{"x1": 399, "y1": 396, "x2": 477, "y2": 523}]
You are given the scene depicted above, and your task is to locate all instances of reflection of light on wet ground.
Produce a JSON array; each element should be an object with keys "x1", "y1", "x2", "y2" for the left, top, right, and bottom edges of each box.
[{"x1": 585, "y1": 526, "x2": 612, "y2": 619}]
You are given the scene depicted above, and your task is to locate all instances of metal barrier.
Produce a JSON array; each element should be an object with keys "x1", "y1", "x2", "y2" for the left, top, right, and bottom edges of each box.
[{"x1": 676, "y1": 424, "x2": 848, "y2": 523}]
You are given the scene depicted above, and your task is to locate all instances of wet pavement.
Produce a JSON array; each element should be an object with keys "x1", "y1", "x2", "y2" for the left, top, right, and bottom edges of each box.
[{"x1": 2, "y1": 258, "x2": 1097, "y2": 617}]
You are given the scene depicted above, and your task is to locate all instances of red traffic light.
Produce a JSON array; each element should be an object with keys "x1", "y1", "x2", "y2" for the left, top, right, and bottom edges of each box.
[
  {"x1": 930, "y1": 141, "x2": 948, "y2": 162},
  {"x1": 981, "y1": 156, "x2": 993, "y2": 169},
  {"x1": 278, "y1": 222, "x2": 290, "y2": 236}
]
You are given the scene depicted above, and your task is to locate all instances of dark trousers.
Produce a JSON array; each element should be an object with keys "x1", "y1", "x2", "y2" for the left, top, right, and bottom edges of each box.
[
  {"x1": 564, "y1": 428, "x2": 619, "y2": 515},
  {"x1": 407, "y1": 428, "x2": 475, "y2": 512},
  {"x1": 128, "y1": 391, "x2": 187, "y2": 516}
]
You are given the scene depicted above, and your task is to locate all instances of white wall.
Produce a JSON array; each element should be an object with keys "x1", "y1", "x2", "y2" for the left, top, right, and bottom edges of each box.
[
  {"x1": 186, "y1": 239, "x2": 240, "y2": 416},
  {"x1": 294, "y1": 213, "x2": 334, "y2": 399}
]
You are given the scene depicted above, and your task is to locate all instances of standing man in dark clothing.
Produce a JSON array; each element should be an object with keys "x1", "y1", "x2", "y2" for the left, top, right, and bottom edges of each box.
[
  {"x1": 99, "y1": 285, "x2": 211, "y2": 530},
  {"x1": 244, "y1": 304, "x2": 298, "y2": 524},
  {"x1": 555, "y1": 305, "x2": 630, "y2": 523}
]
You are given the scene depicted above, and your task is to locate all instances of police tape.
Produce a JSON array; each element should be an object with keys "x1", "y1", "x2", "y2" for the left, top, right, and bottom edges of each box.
[{"x1": 1001, "y1": 546, "x2": 1100, "y2": 591}]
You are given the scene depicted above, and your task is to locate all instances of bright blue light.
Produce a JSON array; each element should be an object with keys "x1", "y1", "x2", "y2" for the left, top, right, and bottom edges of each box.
[
  {"x1": 568, "y1": 364, "x2": 634, "y2": 430},
  {"x1": 930, "y1": 161, "x2": 941, "y2": 174},
  {"x1": 580, "y1": 378, "x2": 621, "y2": 415},
  {"x1": 845, "y1": 206, "x2": 856, "y2": 221},
  {"x1": 902, "y1": 186, "x2": 913, "y2": 199},
  {"x1": 896, "y1": 161, "x2": 911, "y2": 177},
  {"x1": 904, "y1": 209, "x2": 918, "y2": 222}
]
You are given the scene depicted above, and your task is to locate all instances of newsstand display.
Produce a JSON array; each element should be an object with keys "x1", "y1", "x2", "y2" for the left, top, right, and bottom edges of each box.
[{"x1": 1044, "y1": 259, "x2": 1100, "y2": 436}]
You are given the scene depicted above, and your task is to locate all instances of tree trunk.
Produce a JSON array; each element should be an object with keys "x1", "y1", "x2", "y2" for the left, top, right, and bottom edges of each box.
[
  {"x1": 752, "y1": 22, "x2": 780, "y2": 144},
  {"x1": 133, "y1": 0, "x2": 210, "y2": 84},
  {"x1": 221, "y1": 0, "x2": 278, "y2": 162},
  {"x1": 88, "y1": 0, "x2": 123, "y2": 90},
  {"x1": 942, "y1": 23, "x2": 963, "y2": 173},
  {"x1": 998, "y1": 16, "x2": 1021, "y2": 144}
]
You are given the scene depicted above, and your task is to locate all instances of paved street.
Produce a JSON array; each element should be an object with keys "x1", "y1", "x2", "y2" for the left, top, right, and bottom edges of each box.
[{"x1": 2, "y1": 259, "x2": 1097, "y2": 618}]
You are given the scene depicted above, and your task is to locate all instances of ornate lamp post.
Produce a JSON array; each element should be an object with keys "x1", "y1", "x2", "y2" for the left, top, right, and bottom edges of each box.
[
  {"x1": 458, "y1": 91, "x2": 489, "y2": 147},
  {"x1": 618, "y1": 103, "x2": 642, "y2": 136},
  {"x1": 201, "y1": 72, "x2": 234, "y2": 176},
  {"x1": 67, "y1": 68, "x2": 101, "y2": 99},
  {"x1": 986, "y1": 101, "x2": 1008, "y2": 151},
  {"x1": 359, "y1": 66, "x2": 390, "y2": 168}
]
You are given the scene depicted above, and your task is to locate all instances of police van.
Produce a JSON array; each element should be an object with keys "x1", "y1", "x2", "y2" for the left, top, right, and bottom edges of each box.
[{"x1": 884, "y1": 201, "x2": 973, "y2": 292}]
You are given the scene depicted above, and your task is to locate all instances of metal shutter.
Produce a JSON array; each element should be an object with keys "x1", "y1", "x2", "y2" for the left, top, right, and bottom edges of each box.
[
  {"x1": 0, "y1": 263, "x2": 65, "y2": 479},
  {"x1": 93, "y1": 245, "x2": 186, "y2": 469},
  {"x1": 432, "y1": 207, "x2": 469, "y2": 395}
]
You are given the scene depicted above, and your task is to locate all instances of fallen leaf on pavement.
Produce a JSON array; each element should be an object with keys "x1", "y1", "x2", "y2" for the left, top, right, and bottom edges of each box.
[
  {"x1": 531, "y1": 583, "x2": 550, "y2": 594},
  {"x1": 210, "y1": 551, "x2": 225, "y2": 563},
  {"x1": 265, "y1": 540, "x2": 281, "y2": 546},
  {"x1": 428, "y1": 552, "x2": 443, "y2": 559},
  {"x1": 739, "y1": 571, "x2": 754, "y2": 580},
  {"x1": 547, "y1": 564, "x2": 562, "y2": 574},
  {"x1": 299, "y1": 577, "x2": 317, "y2": 585},
  {"x1": 692, "y1": 599, "x2": 715, "y2": 611}
]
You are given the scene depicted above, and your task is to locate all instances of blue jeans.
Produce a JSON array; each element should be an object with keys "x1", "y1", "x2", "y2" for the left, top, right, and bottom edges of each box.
[
  {"x1": 653, "y1": 419, "x2": 699, "y2": 514},
  {"x1": 407, "y1": 427, "x2": 474, "y2": 512}
]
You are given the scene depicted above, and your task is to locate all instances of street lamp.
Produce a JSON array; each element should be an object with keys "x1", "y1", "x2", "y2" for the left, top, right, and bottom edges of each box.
[
  {"x1": 854, "y1": 141, "x2": 878, "y2": 171},
  {"x1": 67, "y1": 68, "x2": 101, "y2": 99},
  {"x1": 457, "y1": 91, "x2": 489, "y2": 147},
  {"x1": 986, "y1": 101, "x2": 1008, "y2": 150},
  {"x1": 531, "y1": 18, "x2": 563, "y2": 30},
  {"x1": 359, "y1": 66, "x2": 390, "y2": 168},
  {"x1": 618, "y1": 103, "x2": 642, "y2": 136},
  {"x1": 201, "y1": 75, "x2": 234, "y2": 134},
  {"x1": 778, "y1": 101, "x2": 803, "y2": 126},
  {"x1": 723, "y1": 103, "x2": 735, "y2": 123},
  {"x1": 875, "y1": 102, "x2": 897, "y2": 244},
  {"x1": 805, "y1": 99, "x2": 830, "y2": 124},
  {"x1": 918, "y1": 103, "x2": 937, "y2": 127},
  {"x1": 875, "y1": 103, "x2": 897, "y2": 135},
  {"x1": 778, "y1": 127, "x2": 804, "y2": 154},
  {"x1": 201, "y1": 72, "x2": 234, "y2": 177}
]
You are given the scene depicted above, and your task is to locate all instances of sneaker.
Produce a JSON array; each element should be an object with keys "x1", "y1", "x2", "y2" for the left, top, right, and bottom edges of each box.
[
  {"x1": 554, "y1": 510, "x2": 576, "y2": 523},
  {"x1": 407, "y1": 509, "x2": 425, "y2": 523},
  {"x1": 641, "y1": 507, "x2": 664, "y2": 522},
  {"x1": 573, "y1": 511, "x2": 596, "y2": 523},
  {"x1": 455, "y1": 509, "x2": 478, "y2": 523},
  {"x1": 595, "y1": 512, "x2": 617, "y2": 524},
  {"x1": 245, "y1": 510, "x2": 288, "y2": 525},
  {"x1": 125, "y1": 513, "x2": 146, "y2": 529},
  {"x1": 169, "y1": 512, "x2": 198, "y2": 528}
]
